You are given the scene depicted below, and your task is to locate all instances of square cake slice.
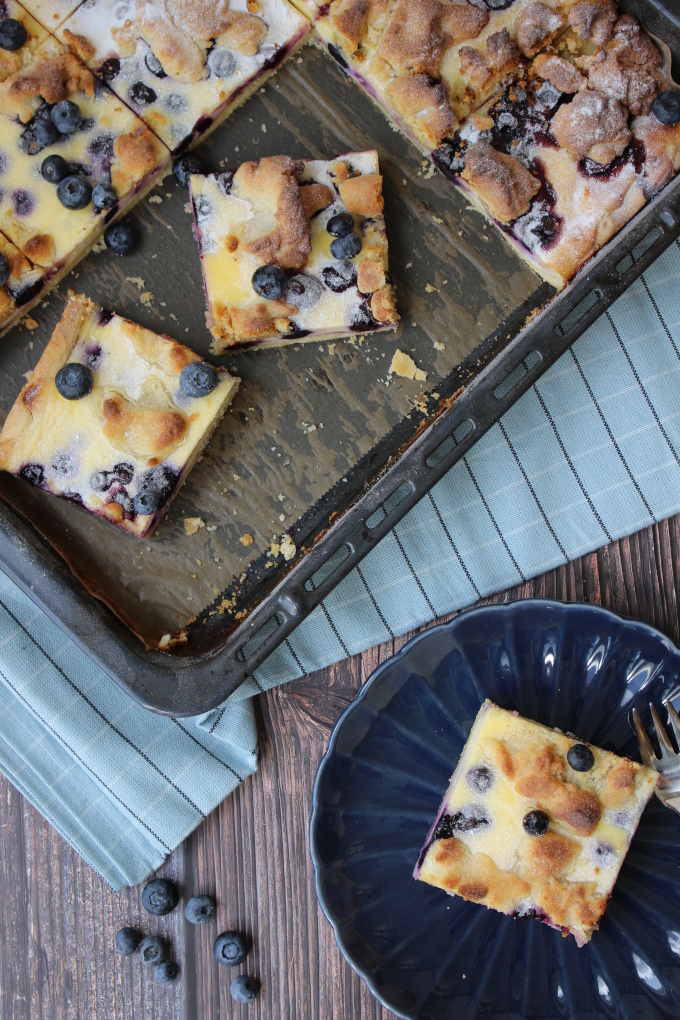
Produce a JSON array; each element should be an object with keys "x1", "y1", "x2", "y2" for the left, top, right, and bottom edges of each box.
[
  {"x1": 414, "y1": 700, "x2": 658, "y2": 945},
  {"x1": 0, "y1": 294, "x2": 240, "y2": 537},
  {"x1": 314, "y1": 0, "x2": 581, "y2": 156},
  {"x1": 0, "y1": 229, "x2": 45, "y2": 332},
  {"x1": 0, "y1": 36, "x2": 170, "y2": 283},
  {"x1": 57, "y1": 0, "x2": 310, "y2": 153},
  {"x1": 18, "y1": 0, "x2": 84, "y2": 31},
  {"x1": 190, "y1": 151, "x2": 399, "y2": 352},
  {"x1": 0, "y1": 0, "x2": 48, "y2": 81},
  {"x1": 432, "y1": 16, "x2": 680, "y2": 288}
]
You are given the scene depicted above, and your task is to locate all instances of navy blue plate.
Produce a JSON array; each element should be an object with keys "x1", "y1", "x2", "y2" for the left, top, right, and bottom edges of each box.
[{"x1": 310, "y1": 600, "x2": 680, "y2": 1020}]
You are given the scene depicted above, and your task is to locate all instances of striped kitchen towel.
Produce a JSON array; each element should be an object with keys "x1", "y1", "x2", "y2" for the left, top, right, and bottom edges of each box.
[{"x1": 1, "y1": 239, "x2": 680, "y2": 889}]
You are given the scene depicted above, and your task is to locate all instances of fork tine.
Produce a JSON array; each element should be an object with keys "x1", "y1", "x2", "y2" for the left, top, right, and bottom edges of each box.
[
  {"x1": 633, "y1": 707, "x2": 658, "y2": 767},
  {"x1": 663, "y1": 698, "x2": 680, "y2": 748},
  {"x1": 650, "y1": 702, "x2": 677, "y2": 757}
]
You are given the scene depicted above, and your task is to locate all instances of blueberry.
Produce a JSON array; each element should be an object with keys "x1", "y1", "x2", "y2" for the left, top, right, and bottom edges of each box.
[
  {"x1": 523, "y1": 809, "x2": 550, "y2": 836},
  {"x1": 34, "y1": 118, "x2": 58, "y2": 148},
  {"x1": 326, "y1": 211, "x2": 354, "y2": 237},
  {"x1": 180, "y1": 361, "x2": 218, "y2": 397},
  {"x1": 115, "y1": 926, "x2": 141, "y2": 956},
  {"x1": 484, "y1": 0, "x2": 515, "y2": 8},
  {"x1": 138, "y1": 935, "x2": 168, "y2": 967},
  {"x1": 217, "y1": 170, "x2": 234, "y2": 195},
  {"x1": 142, "y1": 878, "x2": 179, "y2": 916},
  {"x1": 567, "y1": 743, "x2": 595, "y2": 772},
  {"x1": 112, "y1": 462, "x2": 134, "y2": 484},
  {"x1": 52, "y1": 452, "x2": 76, "y2": 476},
  {"x1": 172, "y1": 153, "x2": 207, "y2": 187},
  {"x1": 20, "y1": 463, "x2": 44, "y2": 486},
  {"x1": 51, "y1": 100, "x2": 82, "y2": 134},
  {"x1": 90, "y1": 470, "x2": 111, "y2": 492},
  {"x1": 0, "y1": 252, "x2": 9, "y2": 287},
  {"x1": 13, "y1": 189, "x2": 33, "y2": 216},
  {"x1": 145, "y1": 51, "x2": 166, "y2": 78},
  {"x1": 41, "y1": 154, "x2": 70, "y2": 183},
  {"x1": 57, "y1": 175, "x2": 92, "y2": 210},
  {"x1": 252, "y1": 264, "x2": 287, "y2": 300},
  {"x1": 55, "y1": 363, "x2": 93, "y2": 400},
  {"x1": 653, "y1": 90, "x2": 680, "y2": 126},
  {"x1": 92, "y1": 183, "x2": 117, "y2": 210},
  {"x1": 35, "y1": 104, "x2": 53, "y2": 121},
  {"x1": 18, "y1": 127, "x2": 41, "y2": 155},
  {"x1": 129, "y1": 81, "x2": 157, "y2": 105},
  {"x1": 214, "y1": 931, "x2": 249, "y2": 967},
  {"x1": 330, "y1": 233, "x2": 362, "y2": 260},
  {"x1": 287, "y1": 274, "x2": 322, "y2": 309},
  {"x1": 322, "y1": 264, "x2": 356, "y2": 292},
  {"x1": 133, "y1": 488, "x2": 162, "y2": 515},
  {"x1": 104, "y1": 221, "x2": 136, "y2": 255},
  {"x1": 230, "y1": 976, "x2": 259, "y2": 1004},
  {"x1": 208, "y1": 48, "x2": 236, "y2": 79},
  {"x1": 100, "y1": 57, "x2": 120, "y2": 81},
  {"x1": 194, "y1": 195, "x2": 212, "y2": 221},
  {"x1": 155, "y1": 961, "x2": 179, "y2": 983},
  {"x1": 184, "y1": 895, "x2": 216, "y2": 925},
  {"x1": 0, "y1": 18, "x2": 27, "y2": 51},
  {"x1": 450, "y1": 805, "x2": 490, "y2": 832},
  {"x1": 466, "y1": 765, "x2": 493, "y2": 794}
]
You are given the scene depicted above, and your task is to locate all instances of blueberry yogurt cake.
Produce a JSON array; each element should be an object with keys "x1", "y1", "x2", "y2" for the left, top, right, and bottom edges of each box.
[
  {"x1": 56, "y1": 0, "x2": 310, "y2": 153},
  {"x1": 433, "y1": 7, "x2": 680, "y2": 286},
  {"x1": 0, "y1": 0, "x2": 48, "y2": 81},
  {"x1": 0, "y1": 36, "x2": 170, "y2": 281},
  {"x1": 0, "y1": 295, "x2": 240, "y2": 537},
  {"x1": 190, "y1": 150, "x2": 399, "y2": 350},
  {"x1": 0, "y1": 230, "x2": 44, "y2": 332},
  {"x1": 415, "y1": 700, "x2": 658, "y2": 945}
]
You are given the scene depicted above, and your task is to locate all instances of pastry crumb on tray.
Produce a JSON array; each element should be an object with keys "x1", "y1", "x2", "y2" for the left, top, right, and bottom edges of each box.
[
  {"x1": 390, "y1": 349, "x2": 427, "y2": 380},
  {"x1": 0, "y1": 294, "x2": 239, "y2": 537},
  {"x1": 415, "y1": 700, "x2": 658, "y2": 946},
  {"x1": 189, "y1": 150, "x2": 399, "y2": 352}
]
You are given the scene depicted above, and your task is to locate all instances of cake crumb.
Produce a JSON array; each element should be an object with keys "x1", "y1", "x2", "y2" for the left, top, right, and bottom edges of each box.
[
  {"x1": 269, "y1": 541, "x2": 281, "y2": 557},
  {"x1": 92, "y1": 236, "x2": 107, "y2": 253},
  {"x1": 23, "y1": 316, "x2": 39, "y2": 331},
  {"x1": 327, "y1": 343, "x2": 336, "y2": 356},
  {"x1": 206, "y1": 525, "x2": 217, "y2": 532},
  {"x1": 140, "y1": 292, "x2": 153, "y2": 306},
  {"x1": 434, "y1": 341, "x2": 445, "y2": 350},
  {"x1": 148, "y1": 194, "x2": 163, "y2": 204},
  {"x1": 125, "y1": 276, "x2": 145, "y2": 291},
  {"x1": 280, "y1": 534, "x2": 296, "y2": 561},
  {"x1": 239, "y1": 533, "x2": 254, "y2": 546},
  {"x1": 390, "y1": 350, "x2": 428, "y2": 382},
  {"x1": 425, "y1": 283, "x2": 436, "y2": 293},
  {"x1": 159, "y1": 634, "x2": 172, "y2": 649},
  {"x1": 184, "y1": 517, "x2": 205, "y2": 535}
]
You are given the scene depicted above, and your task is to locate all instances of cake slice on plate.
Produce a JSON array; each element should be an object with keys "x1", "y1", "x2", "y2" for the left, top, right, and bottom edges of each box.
[
  {"x1": 0, "y1": 230, "x2": 44, "y2": 332},
  {"x1": 414, "y1": 700, "x2": 658, "y2": 946},
  {"x1": 190, "y1": 150, "x2": 399, "y2": 352},
  {"x1": 0, "y1": 36, "x2": 170, "y2": 291},
  {"x1": 0, "y1": 294, "x2": 240, "y2": 537},
  {"x1": 57, "y1": 0, "x2": 310, "y2": 153}
]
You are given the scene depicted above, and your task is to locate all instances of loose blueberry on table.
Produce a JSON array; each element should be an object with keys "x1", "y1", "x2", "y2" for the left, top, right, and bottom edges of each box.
[
  {"x1": 104, "y1": 221, "x2": 137, "y2": 255},
  {"x1": 214, "y1": 930, "x2": 249, "y2": 966},
  {"x1": 230, "y1": 976, "x2": 259, "y2": 1004},
  {"x1": 138, "y1": 935, "x2": 169, "y2": 967},
  {"x1": 142, "y1": 877, "x2": 179, "y2": 916},
  {"x1": 184, "y1": 895, "x2": 216, "y2": 924},
  {"x1": 115, "y1": 926, "x2": 141, "y2": 956},
  {"x1": 154, "y1": 960, "x2": 179, "y2": 983}
]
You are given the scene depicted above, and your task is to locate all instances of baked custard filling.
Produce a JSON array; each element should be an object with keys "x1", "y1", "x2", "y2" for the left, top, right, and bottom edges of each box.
[
  {"x1": 0, "y1": 295, "x2": 240, "y2": 537},
  {"x1": 415, "y1": 700, "x2": 658, "y2": 946},
  {"x1": 190, "y1": 150, "x2": 399, "y2": 351}
]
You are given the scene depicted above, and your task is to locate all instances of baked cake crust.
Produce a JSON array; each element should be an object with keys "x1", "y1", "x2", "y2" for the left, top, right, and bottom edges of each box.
[
  {"x1": 415, "y1": 700, "x2": 658, "y2": 945},
  {"x1": 0, "y1": 294, "x2": 240, "y2": 536},
  {"x1": 190, "y1": 150, "x2": 399, "y2": 351}
]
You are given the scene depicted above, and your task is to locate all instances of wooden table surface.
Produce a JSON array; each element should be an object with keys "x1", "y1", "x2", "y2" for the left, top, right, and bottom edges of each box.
[{"x1": 2, "y1": 515, "x2": 679, "y2": 1020}]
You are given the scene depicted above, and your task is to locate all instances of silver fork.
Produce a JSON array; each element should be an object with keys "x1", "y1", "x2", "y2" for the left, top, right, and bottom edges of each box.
[{"x1": 633, "y1": 700, "x2": 680, "y2": 815}]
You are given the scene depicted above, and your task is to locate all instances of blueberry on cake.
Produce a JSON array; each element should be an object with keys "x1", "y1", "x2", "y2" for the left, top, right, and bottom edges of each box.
[
  {"x1": 0, "y1": 230, "x2": 44, "y2": 331},
  {"x1": 190, "y1": 150, "x2": 399, "y2": 351},
  {"x1": 0, "y1": 36, "x2": 170, "y2": 286},
  {"x1": 57, "y1": 0, "x2": 310, "y2": 153},
  {"x1": 0, "y1": 294, "x2": 240, "y2": 537},
  {"x1": 414, "y1": 700, "x2": 658, "y2": 945},
  {"x1": 433, "y1": 11, "x2": 680, "y2": 286}
]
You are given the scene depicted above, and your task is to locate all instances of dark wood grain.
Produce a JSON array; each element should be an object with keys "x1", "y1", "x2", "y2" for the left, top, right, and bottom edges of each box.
[{"x1": 3, "y1": 517, "x2": 680, "y2": 1019}]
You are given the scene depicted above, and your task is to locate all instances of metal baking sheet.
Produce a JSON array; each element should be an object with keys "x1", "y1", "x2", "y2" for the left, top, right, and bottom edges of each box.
[{"x1": 1, "y1": 0, "x2": 679, "y2": 715}]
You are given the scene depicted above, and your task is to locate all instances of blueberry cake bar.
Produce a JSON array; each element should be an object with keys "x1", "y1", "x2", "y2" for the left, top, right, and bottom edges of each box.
[
  {"x1": 433, "y1": 11, "x2": 680, "y2": 286},
  {"x1": 314, "y1": 0, "x2": 581, "y2": 154},
  {"x1": 0, "y1": 0, "x2": 48, "y2": 80},
  {"x1": 57, "y1": 0, "x2": 310, "y2": 153},
  {"x1": 0, "y1": 36, "x2": 170, "y2": 283},
  {"x1": 190, "y1": 150, "x2": 399, "y2": 351},
  {"x1": 20, "y1": 0, "x2": 84, "y2": 31},
  {"x1": 415, "y1": 700, "x2": 658, "y2": 945},
  {"x1": 0, "y1": 294, "x2": 240, "y2": 536},
  {"x1": 0, "y1": 229, "x2": 44, "y2": 330}
]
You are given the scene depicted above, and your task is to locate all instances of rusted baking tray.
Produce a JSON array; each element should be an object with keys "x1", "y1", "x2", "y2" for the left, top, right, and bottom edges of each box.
[{"x1": 0, "y1": 0, "x2": 679, "y2": 716}]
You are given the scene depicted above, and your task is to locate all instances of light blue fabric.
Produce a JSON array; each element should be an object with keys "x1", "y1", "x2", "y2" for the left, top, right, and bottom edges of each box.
[{"x1": 1, "y1": 240, "x2": 680, "y2": 889}]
